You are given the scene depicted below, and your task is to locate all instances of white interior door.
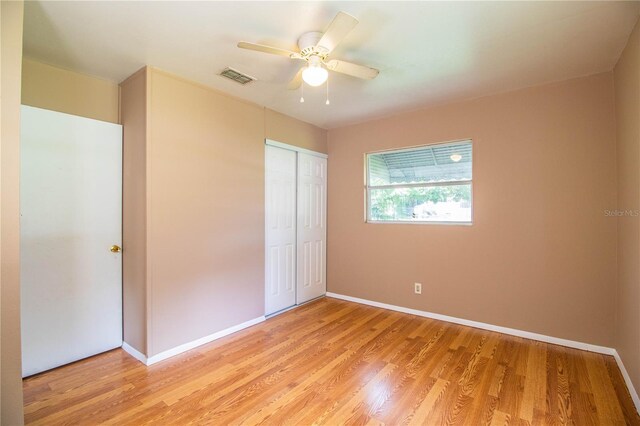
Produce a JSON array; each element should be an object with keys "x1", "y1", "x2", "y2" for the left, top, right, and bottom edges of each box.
[
  {"x1": 20, "y1": 105, "x2": 123, "y2": 377},
  {"x1": 296, "y1": 152, "x2": 327, "y2": 304},
  {"x1": 265, "y1": 145, "x2": 297, "y2": 315}
]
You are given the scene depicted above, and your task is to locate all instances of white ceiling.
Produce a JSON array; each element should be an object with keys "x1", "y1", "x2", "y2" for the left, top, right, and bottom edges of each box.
[{"x1": 24, "y1": 1, "x2": 640, "y2": 129}]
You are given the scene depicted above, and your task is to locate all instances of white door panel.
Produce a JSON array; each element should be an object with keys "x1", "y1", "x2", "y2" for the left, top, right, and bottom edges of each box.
[
  {"x1": 297, "y1": 153, "x2": 327, "y2": 304},
  {"x1": 265, "y1": 146, "x2": 297, "y2": 315},
  {"x1": 20, "y1": 105, "x2": 123, "y2": 377}
]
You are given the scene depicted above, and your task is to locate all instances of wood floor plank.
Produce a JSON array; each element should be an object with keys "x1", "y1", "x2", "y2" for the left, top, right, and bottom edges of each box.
[
  {"x1": 23, "y1": 298, "x2": 640, "y2": 425},
  {"x1": 605, "y1": 355, "x2": 640, "y2": 425},
  {"x1": 409, "y1": 378, "x2": 449, "y2": 425},
  {"x1": 585, "y1": 352, "x2": 626, "y2": 424}
]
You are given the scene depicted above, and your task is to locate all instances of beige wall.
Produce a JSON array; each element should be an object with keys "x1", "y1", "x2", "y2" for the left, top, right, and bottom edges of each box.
[
  {"x1": 146, "y1": 69, "x2": 266, "y2": 355},
  {"x1": 265, "y1": 108, "x2": 327, "y2": 154},
  {"x1": 21, "y1": 58, "x2": 119, "y2": 123},
  {"x1": 327, "y1": 73, "x2": 617, "y2": 347},
  {"x1": 120, "y1": 68, "x2": 148, "y2": 355},
  {"x1": 1, "y1": 1, "x2": 26, "y2": 424},
  {"x1": 120, "y1": 67, "x2": 327, "y2": 357},
  {"x1": 614, "y1": 18, "x2": 640, "y2": 396}
]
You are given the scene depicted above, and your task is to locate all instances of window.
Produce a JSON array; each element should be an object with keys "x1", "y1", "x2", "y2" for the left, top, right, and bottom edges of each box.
[{"x1": 366, "y1": 140, "x2": 472, "y2": 224}]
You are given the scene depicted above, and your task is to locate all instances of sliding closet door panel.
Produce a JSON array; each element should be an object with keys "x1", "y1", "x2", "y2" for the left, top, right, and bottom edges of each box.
[
  {"x1": 297, "y1": 153, "x2": 327, "y2": 304},
  {"x1": 265, "y1": 146, "x2": 297, "y2": 315}
]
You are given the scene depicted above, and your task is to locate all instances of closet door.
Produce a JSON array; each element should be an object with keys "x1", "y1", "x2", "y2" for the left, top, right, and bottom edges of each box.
[
  {"x1": 296, "y1": 152, "x2": 327, "y2": 304},
  {"x1": 265, "y1": 146, "x2": 297, "y2": 315}
]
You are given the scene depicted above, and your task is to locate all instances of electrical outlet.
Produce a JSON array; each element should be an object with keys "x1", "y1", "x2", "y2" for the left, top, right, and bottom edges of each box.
[{"x1": 414, "y1": 283, "x2": 422, "y2": 294}]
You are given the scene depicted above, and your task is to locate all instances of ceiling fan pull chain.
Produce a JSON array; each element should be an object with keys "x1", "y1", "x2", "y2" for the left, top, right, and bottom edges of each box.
[
  {"x1": 326, "y1": 76, "x2": 330, "y2": 105},
  {"x1": 300, "y1": 82, "x2": 305, "y2": 103}
]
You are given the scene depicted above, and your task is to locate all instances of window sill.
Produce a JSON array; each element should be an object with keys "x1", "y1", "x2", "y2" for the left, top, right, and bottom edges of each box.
[{"x1": 366, "y1": 220, "x2": 473, "y2": 226}]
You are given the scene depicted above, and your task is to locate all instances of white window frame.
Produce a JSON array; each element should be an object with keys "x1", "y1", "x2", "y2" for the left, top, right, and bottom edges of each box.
[{"x1": 365, "y1": 140, "x2": 473, "y2": 226}]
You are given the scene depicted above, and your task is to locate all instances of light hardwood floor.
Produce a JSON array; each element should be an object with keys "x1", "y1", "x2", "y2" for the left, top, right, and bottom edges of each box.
[{"x1": 23, "y1": 297, "x2": 639, "y2": 425}]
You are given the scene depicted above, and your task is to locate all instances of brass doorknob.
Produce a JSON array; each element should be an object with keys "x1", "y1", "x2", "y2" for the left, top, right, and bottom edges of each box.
[{"x1": 110, "y1": 245, "x2": 122, "y2": 253}]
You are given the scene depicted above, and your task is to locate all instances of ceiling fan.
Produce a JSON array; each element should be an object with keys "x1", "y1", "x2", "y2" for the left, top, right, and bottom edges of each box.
[{"x1": 238, "y1": 11, "x2": 379, "y2": 90}]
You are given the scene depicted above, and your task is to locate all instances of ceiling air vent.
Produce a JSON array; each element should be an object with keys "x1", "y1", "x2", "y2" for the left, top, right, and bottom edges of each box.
[{"x1": 219, "y1": 67, "x2": 255, "y2": 85}]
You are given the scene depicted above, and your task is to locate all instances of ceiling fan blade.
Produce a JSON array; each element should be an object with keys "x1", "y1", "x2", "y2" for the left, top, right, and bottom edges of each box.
[
  {"x1": 326, "y1": 59, "x2": 379, "y2": 80},
  {"x1": 287, "y1": 67, "x2": 304, "y2": 90},
  {"x1": 237, "y1": 42, "x2": 300, "y2": 59},
  {"x1": 317, "y1": 11, "x2": 358, "y2": 54}
]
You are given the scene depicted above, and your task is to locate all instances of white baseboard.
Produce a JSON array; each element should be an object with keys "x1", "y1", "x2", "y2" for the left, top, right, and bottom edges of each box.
[
  {"x1": 122, "y1": 342, "x2": 147, "y2": 364},
  {"x1": 613, "y1": 350, "x2": 640, "y2": 413},
  {"x1": 326, "y1": 292, "x2": 640, "y2": 414},
  {"x1": 146, "y1": 316, "x2": 265, "y2": 365},
  {"x1": 326, "y1": 292, "x2": 614, "y2": 354},
  {"x1": 121, "y1": 316, "x2": 265, "y2": 366}
]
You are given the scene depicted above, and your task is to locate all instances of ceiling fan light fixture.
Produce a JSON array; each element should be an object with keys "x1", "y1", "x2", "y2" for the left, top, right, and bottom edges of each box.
[
  {"x1": 302, "y1": 65, "x2": 328, "y2": 87},
  {"x1": 302, "y1": 56, "x2": 328, "y2": 87}
]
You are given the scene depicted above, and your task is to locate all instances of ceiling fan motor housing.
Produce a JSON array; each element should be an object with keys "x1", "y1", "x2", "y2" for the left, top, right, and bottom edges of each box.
[{"x1": 298, "y1": 31, "x2": 329, "y2": 59}]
